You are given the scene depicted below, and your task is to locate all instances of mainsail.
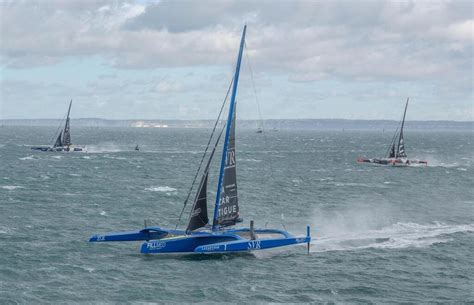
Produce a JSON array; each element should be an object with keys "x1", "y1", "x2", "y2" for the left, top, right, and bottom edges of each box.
[
  {"x1": 62, "y1": 100, "x2": 72, "y2": 147},
  {"x1": 396, "y1": 98, "x2": 409, "y2": 158},
  {"x1": 217, "y1": 109, "x2": 239, "y2": 226},
  {"x1": 212, "y1": 25, "x2": 246, "y2": 230}
]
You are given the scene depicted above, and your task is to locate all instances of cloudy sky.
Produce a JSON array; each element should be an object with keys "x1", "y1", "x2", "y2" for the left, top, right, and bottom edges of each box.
[{"x1": 0, "y1": 0, "x2": 472, "y2": 120}]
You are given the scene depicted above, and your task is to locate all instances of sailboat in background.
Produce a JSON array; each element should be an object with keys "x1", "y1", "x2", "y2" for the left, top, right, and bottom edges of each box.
[
  {"x1": 357, "y1": 98, "x2": 427, "y2": 166},
  {"x1": 31, "y1": 100, "x2": 86, "y2": 152},
  {"x1": 89, "y1": 25, "x2": 311, "y2": 254}
]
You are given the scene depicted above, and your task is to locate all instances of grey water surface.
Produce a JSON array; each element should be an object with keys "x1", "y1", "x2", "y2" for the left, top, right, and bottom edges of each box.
[{"x1": 0, "y1": 126, "x2": 472, "y2": 303}]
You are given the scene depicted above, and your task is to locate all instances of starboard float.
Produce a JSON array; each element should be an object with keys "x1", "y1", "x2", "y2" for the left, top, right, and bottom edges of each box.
[
  {"x1": 31, "y1": 100, "x2": 86, "y2": 152},
  {"x1": 89, "y1": 25, "x2": 311, "y2": 254},
  {"x1": 357, "y1": 98, "x2": 427, "y2": 166}
]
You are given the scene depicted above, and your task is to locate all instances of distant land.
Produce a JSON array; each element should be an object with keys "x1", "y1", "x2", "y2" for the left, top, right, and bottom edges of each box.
[{"x1": 0, "y1": 118, "x2": 472, "y2": 131}]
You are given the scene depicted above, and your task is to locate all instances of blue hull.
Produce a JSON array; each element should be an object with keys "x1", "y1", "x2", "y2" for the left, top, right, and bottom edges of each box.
[
  {"x1": 90, "y1": 226, "x2": 311, "y2": 254},
  {"x1": 89, "y1": 227, "x2": 181, "y2": 242}
]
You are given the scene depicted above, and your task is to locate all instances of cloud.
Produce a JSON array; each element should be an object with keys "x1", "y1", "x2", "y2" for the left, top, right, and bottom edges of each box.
[
  {"x1": 1, "y1": 1, "x2": 472, "y2": 79},
  {"x1": 0, "y1": 0, "x2": 472, "y2": 120},
  {"x1": 155, "y1": 81, "x2": 184, "y2": 93}
]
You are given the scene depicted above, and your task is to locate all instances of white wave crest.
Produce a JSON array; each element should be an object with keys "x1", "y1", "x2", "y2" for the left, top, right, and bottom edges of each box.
[
  {"x1": 145, "y1": 186, "x2": 177, "y2": 192},
  {"x1": 311, "y1": 222, "x2": 473, "y2": 252},
  {"x1": 1, "y1": 185, "x2": 24, "y2": 190}
]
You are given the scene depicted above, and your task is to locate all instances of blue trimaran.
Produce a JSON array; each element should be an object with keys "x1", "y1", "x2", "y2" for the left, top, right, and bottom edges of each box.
[{"x1": 89, "y1": 25, "x2": 311, "y2": 254}]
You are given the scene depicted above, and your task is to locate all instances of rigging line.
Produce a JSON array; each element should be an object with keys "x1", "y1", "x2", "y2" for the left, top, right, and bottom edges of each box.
[
  {"x1": 244, "y1": 42, "x2": 277, "y2": 183},
  {"x1": 184, "y1": 122, "x2": 226, "y2": 232},
  {"x1": 174, "y1": 76, "x2": 234, "y2": 230},
  {"x1": 244, "y1": 42, "x2": 285, "y2": 225}
]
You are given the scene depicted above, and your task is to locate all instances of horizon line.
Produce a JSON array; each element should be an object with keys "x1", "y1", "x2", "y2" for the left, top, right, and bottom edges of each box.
[{"x1": 1, "y1": 118, "x2": 473, "y2": 123}]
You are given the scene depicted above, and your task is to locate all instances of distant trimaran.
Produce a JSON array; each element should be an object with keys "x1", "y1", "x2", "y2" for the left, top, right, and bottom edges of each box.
[
  {"x1": 357, "y1": 98, "x2": 427, "y2": 166},
  {"x1": 89, "y1": 25, "x2": 311, "y2": 254},
  {"x1": 31, "y1": 100, "x2": 86, "y2": 152}
]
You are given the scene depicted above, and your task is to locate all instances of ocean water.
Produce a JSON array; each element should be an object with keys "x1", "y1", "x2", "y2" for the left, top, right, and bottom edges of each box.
[{"x1": 0, "y1": 126, "x2": 472, "y2": 303}]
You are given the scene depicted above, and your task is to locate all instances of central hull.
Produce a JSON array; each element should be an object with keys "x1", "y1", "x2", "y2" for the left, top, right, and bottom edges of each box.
[
  {"x1": 357, "y1": 157, "x2": 427, "y2": 166},
  {"x1": 31, "y1": 145, "x2": 87, "y2": 152},
  {"x1": 90, "y1": 226, "x2": 311, "y2": 254}
]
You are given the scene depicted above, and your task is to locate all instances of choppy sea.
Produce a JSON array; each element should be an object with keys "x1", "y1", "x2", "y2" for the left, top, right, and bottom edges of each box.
[{"x1": 0, "y1": 126, "x2": 472, "y2": 303}]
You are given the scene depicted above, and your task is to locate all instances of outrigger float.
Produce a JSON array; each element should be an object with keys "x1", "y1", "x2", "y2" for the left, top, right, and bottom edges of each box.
[
  {"x1": 89, "y1": 25, "x2": 311, "y2": 254},
  {"x1": 357, "y1": 98, "x2": 427, "y2": 166},
  {"x1": 31, "y1": 100, "x2": 86, "y2": 152}
]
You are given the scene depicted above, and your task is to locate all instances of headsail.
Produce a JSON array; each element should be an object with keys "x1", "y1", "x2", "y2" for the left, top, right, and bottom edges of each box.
[
  {"x1": 212, "y1": 25, "x2": 246, "y2": 230},
  {"x1": 53, "y1": 133, "x2": 63, "y2": 148},
  {"x1": 62, "y1": 100, "x2": 72, "y2": 147},
  {"x1": 186, "y1": 172, "x2": 209, "y2": 232},
  {"x1": 186, "y1": 126, "x2": 223, "y2": 232},
  {"x1": 217, "y1": 109, "x2": 239, "y2": 227},
  {"x1": 388, "y1": 143, "x2": 396, "y2": 158},
  {"x1": 396, "y1": 97, "x2": 409, "y2": 158}
]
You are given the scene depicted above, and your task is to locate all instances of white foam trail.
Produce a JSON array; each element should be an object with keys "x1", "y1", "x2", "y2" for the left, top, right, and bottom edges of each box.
[
  {"x1": 418, "y1": 155, "x2": 471, "y2": 168},
  {"x1": 311, "y1": 222, "x2": 474, "y2": 252},
  {"x1": 19, "y1": 155, "x2": 35, "y2": 160},
  {"x1": 145, "y1": 186, "x2": 177, "y2": 192}
]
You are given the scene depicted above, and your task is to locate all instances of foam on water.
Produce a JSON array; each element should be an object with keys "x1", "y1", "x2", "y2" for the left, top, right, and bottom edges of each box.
[
  {"x1": 19, "y1": 155, "x2": 35, "y2": 160},
  {"x1": 311, "y1": 222, "x2": 474, "y2": 252}
]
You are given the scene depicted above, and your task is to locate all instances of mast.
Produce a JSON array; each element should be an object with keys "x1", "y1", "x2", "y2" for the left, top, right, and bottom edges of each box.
[
  {"x1": 396, "y1": 97, "x2": 409, "y2": 158},
  {"x1": 212, "y1": 25, "x2": 246, "y2": 231}
]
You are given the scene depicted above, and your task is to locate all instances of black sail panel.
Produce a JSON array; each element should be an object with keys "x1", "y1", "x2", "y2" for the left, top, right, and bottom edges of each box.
[
  {"x1": 186, "y1": 172, "x2": 209, "y2": 232},
  {"x1": 388, "y1": 143, "x2": 396, "y2": 158},
  {"x1": 53, "y1": 133, "x2": 63, "y2": 148},
  {"x1": 217, "y1": 111, "x2": 239, "y2": 227},
  {"x1": 63, "y1": 118, "x2": 71, "y2": 146}
]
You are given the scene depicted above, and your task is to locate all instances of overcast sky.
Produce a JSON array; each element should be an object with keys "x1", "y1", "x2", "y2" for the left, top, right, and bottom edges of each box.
[{"x1": 0, "y1": 0, "x2": 472, "y2": 120}]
